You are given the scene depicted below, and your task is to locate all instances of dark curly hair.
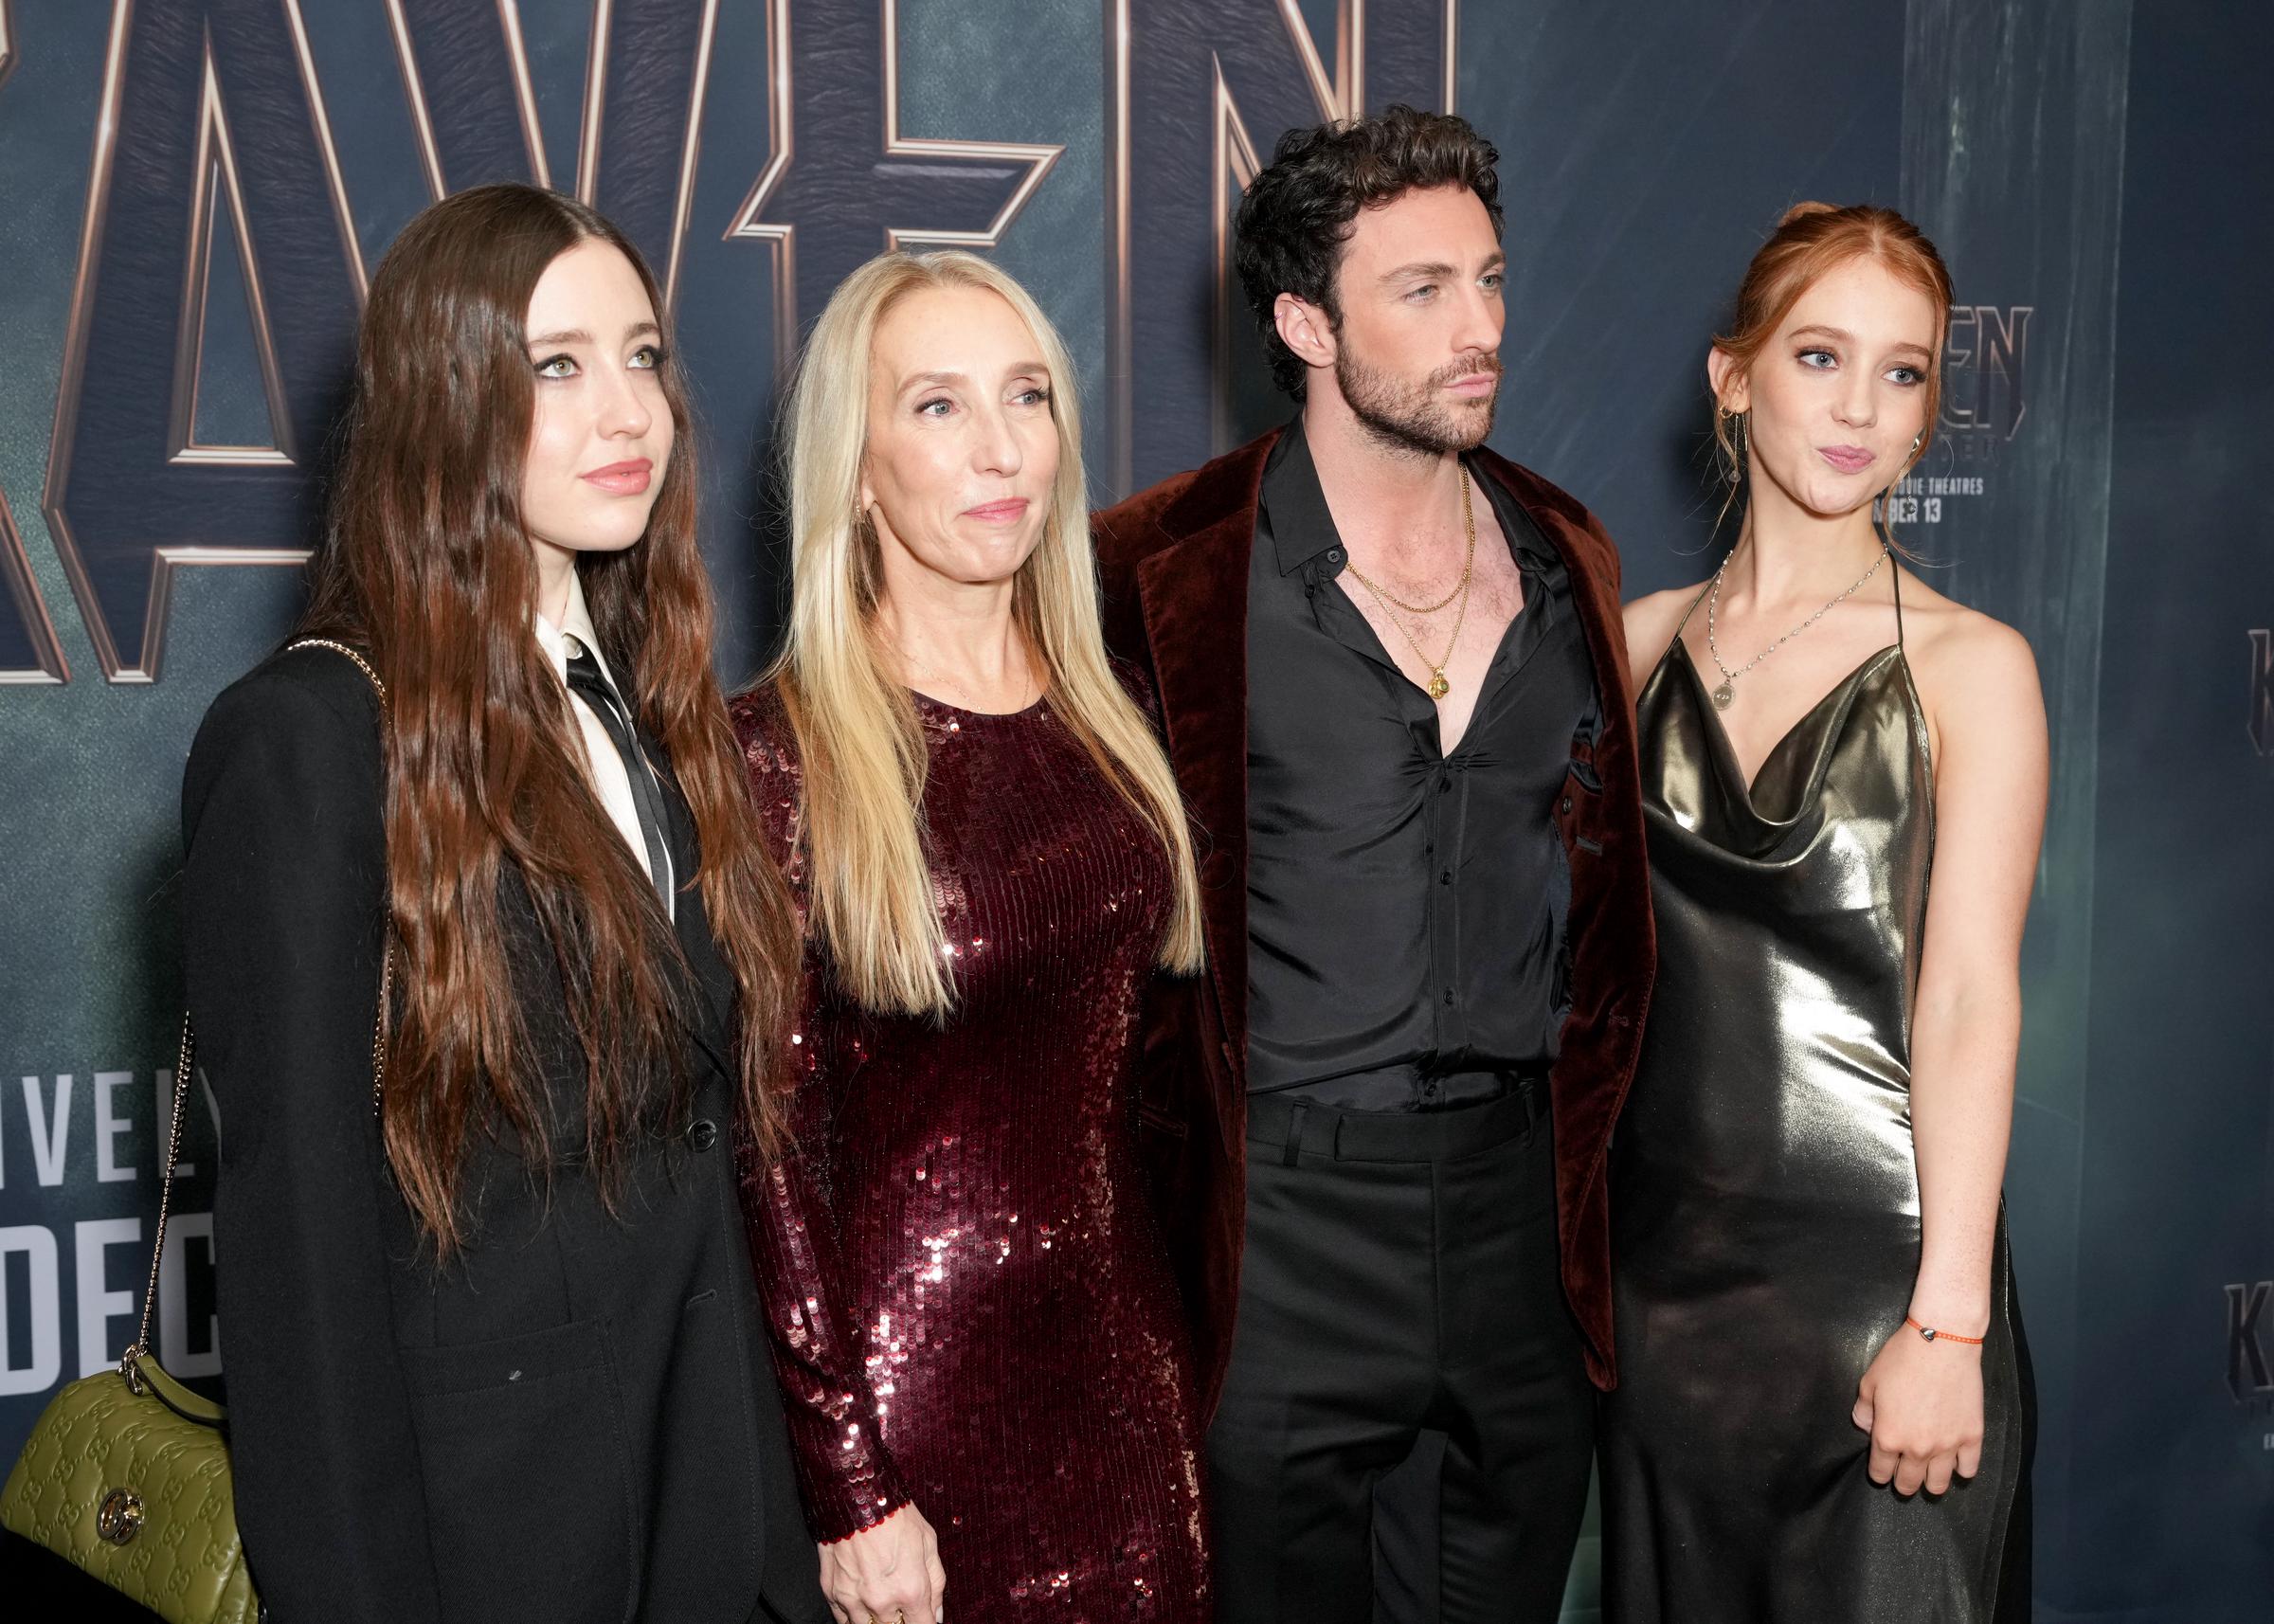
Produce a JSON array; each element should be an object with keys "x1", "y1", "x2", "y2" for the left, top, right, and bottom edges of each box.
[{"x1": 1233, "y1": 105, "x2": 1503, "y2": 400}]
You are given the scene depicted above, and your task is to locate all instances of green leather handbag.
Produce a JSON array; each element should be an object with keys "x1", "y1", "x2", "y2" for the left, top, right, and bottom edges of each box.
[
  {"x1": 1, "y1": 1013, "x2": 262, "y2": 1623},
  {"x1": 2, "y1": 640, "x2": 390, "y2": 1624}
]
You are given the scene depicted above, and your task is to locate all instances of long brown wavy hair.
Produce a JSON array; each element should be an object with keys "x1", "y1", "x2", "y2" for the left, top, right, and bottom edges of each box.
[{"x1": 298, "y1": 184, "x2": 796, "y2": 1252}]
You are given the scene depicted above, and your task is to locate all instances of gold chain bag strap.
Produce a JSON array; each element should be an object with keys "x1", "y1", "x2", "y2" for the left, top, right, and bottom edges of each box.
[{"x1": 1, "y1": 641, "x2": 391, "y2": 1624}]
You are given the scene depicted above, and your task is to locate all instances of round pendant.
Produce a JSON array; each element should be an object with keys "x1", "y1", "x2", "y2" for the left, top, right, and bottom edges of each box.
[
  {"x1": 1427, "y1": 672, "x2": 1451, "y2": 699},
  {"x1": 1711, "y1": 678, "x2": 1736, "y2": 711}
]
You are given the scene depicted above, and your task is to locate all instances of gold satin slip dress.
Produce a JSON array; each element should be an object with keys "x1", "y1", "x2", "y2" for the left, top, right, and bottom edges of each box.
[{"x1": 1599, "y1": 565, "x2": 2030, "y2": 1623}]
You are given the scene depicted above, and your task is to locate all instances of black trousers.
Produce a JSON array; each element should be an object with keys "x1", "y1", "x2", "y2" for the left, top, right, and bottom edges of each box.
[{"x1": 1209, "y1": 1086, "x2": 1596, "y2": 1623}]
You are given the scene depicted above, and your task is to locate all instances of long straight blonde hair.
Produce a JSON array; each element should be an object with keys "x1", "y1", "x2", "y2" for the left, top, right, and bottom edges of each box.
[{"x1": 772, "y1": 250, "x2": 1203, "y2": 1017}]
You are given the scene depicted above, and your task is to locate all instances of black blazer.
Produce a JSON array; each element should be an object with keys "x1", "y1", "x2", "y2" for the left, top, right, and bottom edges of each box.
[{"x1": 180, "y1": 644, "x2": 826, "y2": 1624}]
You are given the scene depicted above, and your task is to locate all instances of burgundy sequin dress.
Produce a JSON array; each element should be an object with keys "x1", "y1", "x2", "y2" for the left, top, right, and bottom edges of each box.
[{"x1": 730, "y1": 684, "x2": 1211, "y2": 1622}]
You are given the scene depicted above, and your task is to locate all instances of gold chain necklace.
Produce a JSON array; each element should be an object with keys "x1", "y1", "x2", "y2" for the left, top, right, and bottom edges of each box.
[
  {"x1": 1704, "y1": 542, "x2": 1888, "y2": 711},
  {"x1": 1344, "y1": 466, "x2": 1477, "y2": 700}
]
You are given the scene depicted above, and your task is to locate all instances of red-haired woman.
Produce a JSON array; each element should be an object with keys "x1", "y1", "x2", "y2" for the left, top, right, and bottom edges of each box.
[
  {"x1": 1603, "y1": 204, "x2": 2044, "y2": 1621},
  {"x1": 181, "y1": 185, "x2": 822, "y2": 1624}
]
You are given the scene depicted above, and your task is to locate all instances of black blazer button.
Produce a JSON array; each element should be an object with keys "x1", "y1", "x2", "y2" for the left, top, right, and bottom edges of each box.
[{"x1": 689, "y1": 1118, "x2": 719, "y2": 1152}]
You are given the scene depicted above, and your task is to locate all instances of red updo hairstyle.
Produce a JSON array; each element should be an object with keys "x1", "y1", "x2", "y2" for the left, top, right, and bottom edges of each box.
[{"x1": 1711, "y1": 203, "x2": 1956, "y2": 523}]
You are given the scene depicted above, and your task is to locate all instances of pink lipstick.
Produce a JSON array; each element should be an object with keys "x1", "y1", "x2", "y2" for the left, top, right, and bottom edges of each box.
[
  {"x1": 1818, "y1": 445, "x2": 1875, "y2": 475},
  {"x1": 964, "y1": 498, "x2": 1030, "y2": 523},
  {"x1": 582, "y1": 459, "x2": 653, "y2": 495}
]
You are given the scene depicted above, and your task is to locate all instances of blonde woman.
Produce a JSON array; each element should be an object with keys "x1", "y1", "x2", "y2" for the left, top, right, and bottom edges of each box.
[{"x1": 730, "y1": 251, "x2": 1210, "y2": 1624}]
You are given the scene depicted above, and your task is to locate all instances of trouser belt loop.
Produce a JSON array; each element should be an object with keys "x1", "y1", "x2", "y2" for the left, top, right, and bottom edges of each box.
[{"x1": 1282, "y1": 1100, "x2": 1310, "y2": 1166}]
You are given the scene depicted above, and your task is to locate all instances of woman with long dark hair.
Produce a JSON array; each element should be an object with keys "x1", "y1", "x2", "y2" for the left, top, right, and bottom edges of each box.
[
  {"x1": 182, "y1": 184, "x2": 821, "y2": 1623},
  {"x1": 1602, "y1": 204, "x2": 2043, "y2": 1621}
]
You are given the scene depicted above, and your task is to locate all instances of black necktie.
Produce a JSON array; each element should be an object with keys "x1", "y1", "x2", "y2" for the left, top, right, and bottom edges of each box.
[{"x1": 562, "y1": 639, "x2": 676, "y2": 918}]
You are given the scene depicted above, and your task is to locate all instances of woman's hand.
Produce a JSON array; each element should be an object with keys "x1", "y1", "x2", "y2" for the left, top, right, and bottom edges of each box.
[
  {"x1": 1851, "y1": 1324, "x2": 1985, "y2": 1496},
  {"x1": 817, "y1": 1503, "x2": 947, "y2": 1624}
]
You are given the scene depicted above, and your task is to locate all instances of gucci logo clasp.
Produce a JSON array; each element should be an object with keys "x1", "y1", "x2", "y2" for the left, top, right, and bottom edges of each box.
[{"x1": 96, "y1": 1488, "x2": 144, "y2": 1545}]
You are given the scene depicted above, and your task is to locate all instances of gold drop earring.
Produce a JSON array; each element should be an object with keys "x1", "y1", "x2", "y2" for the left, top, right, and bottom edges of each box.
[{"x1": 1723, "y1": 407, "x2": 1748, "y2": 485}]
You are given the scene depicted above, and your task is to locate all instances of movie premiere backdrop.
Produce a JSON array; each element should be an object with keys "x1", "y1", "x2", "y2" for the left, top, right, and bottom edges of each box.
[{"x1": 0, "y1": 1, "x2": 2265, "y2": 1616}]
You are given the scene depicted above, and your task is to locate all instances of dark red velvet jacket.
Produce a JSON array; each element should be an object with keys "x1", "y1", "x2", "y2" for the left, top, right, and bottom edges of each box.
[{"x1": 1093, "y1": 426, "x2": 1656, "y2": 1415}]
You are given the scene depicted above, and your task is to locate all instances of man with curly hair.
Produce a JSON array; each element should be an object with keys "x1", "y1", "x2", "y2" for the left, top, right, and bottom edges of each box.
[{"x1": 1095, "y1": 106, "x2": 1655, "y2": 1622}]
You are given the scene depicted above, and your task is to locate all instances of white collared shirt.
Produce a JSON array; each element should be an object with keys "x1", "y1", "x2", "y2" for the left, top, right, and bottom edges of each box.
[{"x1": 533, "y1": 575, "x2": 654, "y2": 882}]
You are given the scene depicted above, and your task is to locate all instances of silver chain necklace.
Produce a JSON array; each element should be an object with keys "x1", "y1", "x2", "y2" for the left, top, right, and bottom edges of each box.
[{"x1": 1705, "y1": 543, "x2": 1889, "y2": 711}]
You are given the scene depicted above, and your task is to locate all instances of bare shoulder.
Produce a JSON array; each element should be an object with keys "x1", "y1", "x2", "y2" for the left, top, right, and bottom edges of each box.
[
  {"x1": 1893, "y1": 568, "x2": 2045, "y2": 753},
  {"x1": 1620, "y1": 583, "x2": 1709, "y2": 682}
]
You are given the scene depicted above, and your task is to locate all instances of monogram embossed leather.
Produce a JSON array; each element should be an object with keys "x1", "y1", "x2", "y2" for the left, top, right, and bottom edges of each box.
[
  {"x1": 0, "y1": 638, "x2": 391, "y2": 1622},
  {"x1": 1, "y1": 1354, "x2": 259, "y2": 1623}
]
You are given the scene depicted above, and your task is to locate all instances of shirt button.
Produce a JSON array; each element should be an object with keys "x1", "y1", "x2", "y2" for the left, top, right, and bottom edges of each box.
[
  {"x1": 1443, "y1": 988, "x2": 1456, "y2": 1005},
  {"x1": 1561, "y1": 796, "x2": 1575, "y2": 815},
  {"x1": 1326, "y1": 547, "x2": 1344, "y2": 564},
  {"x1": 1440, "y1": 869, "x2": 1453, "y2": 885},
  {"x1": 688, "y1": 1118, "x2": 718, "y2": 1152}
]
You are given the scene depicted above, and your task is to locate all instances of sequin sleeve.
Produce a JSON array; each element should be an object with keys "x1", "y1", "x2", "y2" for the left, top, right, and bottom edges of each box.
[{"x1": 729, "y1": 691, "x2": 915, "y2": 1542}]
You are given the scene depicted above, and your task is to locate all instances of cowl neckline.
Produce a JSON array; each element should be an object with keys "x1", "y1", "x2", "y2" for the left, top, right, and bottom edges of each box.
[{"x1": 1640, "y1": 637, "x2": 1933, "y2": 850}]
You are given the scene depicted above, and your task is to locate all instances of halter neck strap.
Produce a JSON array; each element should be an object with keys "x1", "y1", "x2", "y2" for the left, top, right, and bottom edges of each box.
[{"x1": 1672, "y1": 576, "x2": 1715, "y2": 639}]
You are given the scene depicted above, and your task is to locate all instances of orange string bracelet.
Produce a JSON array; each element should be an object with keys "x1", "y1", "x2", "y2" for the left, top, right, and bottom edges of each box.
[{"x1": 1904, "y1": 1316, "x2": 1985, "y2": 1346}]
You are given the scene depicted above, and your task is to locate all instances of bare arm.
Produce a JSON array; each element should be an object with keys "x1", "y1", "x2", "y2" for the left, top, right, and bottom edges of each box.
[
  {"x1": 1852, "y1": 615, "x2": 2047, "y2": 1495},
  {"x1": 1909, "y1": 618, "x2": 2047, "y2": 1334}
]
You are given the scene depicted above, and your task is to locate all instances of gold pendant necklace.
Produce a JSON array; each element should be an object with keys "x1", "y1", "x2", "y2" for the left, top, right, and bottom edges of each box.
[{"x1": 1345, "y1": 466, "x2": 1478, "y2": 700}]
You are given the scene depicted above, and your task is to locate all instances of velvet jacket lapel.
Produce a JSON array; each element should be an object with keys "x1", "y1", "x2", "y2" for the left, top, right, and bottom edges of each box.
[
  {"x1": 1130, "y1": 436, "x2": 1279, "y2": 1116},
  {"x1": 1095, "y1": 424, "x2": 1654, "y2": 1399}
]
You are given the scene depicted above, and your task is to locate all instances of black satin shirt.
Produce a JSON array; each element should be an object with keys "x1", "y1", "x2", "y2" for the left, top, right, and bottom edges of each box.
[{"x1": 1245, "y1": 424, "x2": 1598, "y2": 1111}]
